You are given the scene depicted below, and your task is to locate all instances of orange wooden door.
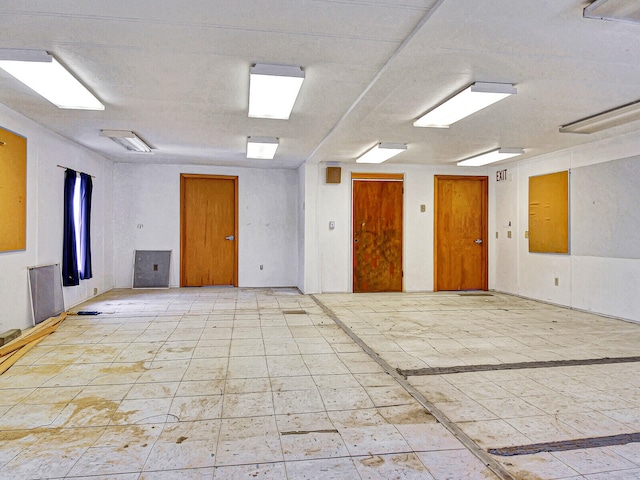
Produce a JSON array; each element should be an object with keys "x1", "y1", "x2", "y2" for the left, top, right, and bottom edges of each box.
[
  {"x1": 352, "y1": 179, "x2": 403, "y2": 292},
  {"x1": 181, "y1": 175, "x2": 238, "y2": 286},
  {"x1": 434, "y1": 175, "x2": 488, "y2": 291}
]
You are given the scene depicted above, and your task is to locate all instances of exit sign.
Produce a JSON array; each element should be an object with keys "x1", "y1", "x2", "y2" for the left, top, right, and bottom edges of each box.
[{"x1": 496, "y1": 169, "x2": 508, "y2": 182}]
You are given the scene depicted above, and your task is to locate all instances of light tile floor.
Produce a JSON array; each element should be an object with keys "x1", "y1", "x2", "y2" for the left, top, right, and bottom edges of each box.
[
  {"x1": 1, "y1": 289, "x2": 640, "y2": 479},
  {"x1": 317, "y1": 291, "x2": 640, "y2": 479}
]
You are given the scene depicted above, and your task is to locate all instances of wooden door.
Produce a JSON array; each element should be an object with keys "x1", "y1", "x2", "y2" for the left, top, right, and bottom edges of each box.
[
  {"x1": 352, "y1": 176, "x2": 403, "y2": 292},
  {"x1": 181, "y1": 175, "x2": 238, "y2": 286},
  {"x1": 434, "y1": 175, "x2": 488, "y2": 291}
]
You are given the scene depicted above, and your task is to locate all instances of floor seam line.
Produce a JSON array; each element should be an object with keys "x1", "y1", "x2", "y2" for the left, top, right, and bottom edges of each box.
[
  {"x1": 397, "y1": 355, "x2": 640, "y2": 376},
  {"x1": 310, "y1": 294, "x2": 515, "y2": 480},
  {"x1": 488, "y1": 432, "x2": 640, "y2": 456}
]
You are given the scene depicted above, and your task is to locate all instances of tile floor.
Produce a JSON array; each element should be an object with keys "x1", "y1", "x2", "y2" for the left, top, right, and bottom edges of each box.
[
  {"x1": 317, "y1": 292, "x2": 640, "y2": 479},
  {"x1": 0, "y1": 288, "x2": 639, "y2": 479}
]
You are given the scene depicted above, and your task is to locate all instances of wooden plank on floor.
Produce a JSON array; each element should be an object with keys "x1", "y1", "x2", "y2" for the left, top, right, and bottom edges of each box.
[{"x1": 0, "y1": 312, "x2": 66, "y2": 357}]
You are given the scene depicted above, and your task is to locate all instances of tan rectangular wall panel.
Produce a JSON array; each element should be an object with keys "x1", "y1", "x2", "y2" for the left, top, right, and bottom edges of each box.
[
  {"x1": 0, "y1": 127, "x2": 27, "y2": 252},
  {"x1": 529, "y1": 170, "x2": 569, "y2": 253}
]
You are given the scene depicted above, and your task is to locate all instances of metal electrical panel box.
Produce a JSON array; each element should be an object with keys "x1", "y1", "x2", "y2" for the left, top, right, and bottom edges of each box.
[{"x1": 133, "y1": 250, "x2": 171, "y2": 288}]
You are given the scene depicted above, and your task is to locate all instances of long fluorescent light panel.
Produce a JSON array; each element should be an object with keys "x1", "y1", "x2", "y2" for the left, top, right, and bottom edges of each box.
[
  {"x1": 356, "y1": 143, "x2": 407, "y2": 164},
  {"x1": 584, "y1": 0, "x2": 640, "y2": 26},
  {"x1": 249, "y1": 64, "x2": 304, "y2": 120},
  {"x1": 414, "y1": 82, "x2": 516, "y2": 128},
  {"x1": 559, "y1": 100, "x2": 640, "y2": 134},
  {"x1": 100, "y1": 130, "x2": 152, "y2": 153},
  {"x1": 247, "y1": 136, "x2": 279, "y2": 159},
  {"x1": 457, "y1": 148, "x2": 524, "y2": 167},
  {"x1": 0, "y1": 49, "x2": 104, "y2": 110}
]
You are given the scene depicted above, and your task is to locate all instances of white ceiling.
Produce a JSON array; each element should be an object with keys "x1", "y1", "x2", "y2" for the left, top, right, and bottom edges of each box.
[{"x1": 1, "y1": 0, "x2": 640, "y2": 169}]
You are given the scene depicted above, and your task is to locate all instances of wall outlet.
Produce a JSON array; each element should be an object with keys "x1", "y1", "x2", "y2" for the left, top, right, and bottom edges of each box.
[
  {"x1": 420, "y1": 204, "x2": 426, "y2": 212},
  {"x1": 507, "y1": 230, "x2": 512, "y2": 239},
  {"x1": 93, "y1": 287, "x2": 98, "y2": 295},
  {"x1": 525, "y1": 231, "x2": 529, "y2": 238},
  {"x1": 496, "y1": 232, "x2": 499, "y2": 238},
  {"x1": 260, "y1": 264, "x2": 263, "y2": 271},
  {"x1": 554, "y1": 277, "x2": 559, "y2": 286}
]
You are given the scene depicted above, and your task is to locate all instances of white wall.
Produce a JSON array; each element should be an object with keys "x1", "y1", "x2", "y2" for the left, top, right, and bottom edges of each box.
[
  {"x1": 297, "y1": 163, "x2": 306, "y2": 291},
  {"x1": 301, "y1": 163, "x2": 320, "y2": 293},
  {"x1": 489, "y1": 131, "x2": 640, "y2": 322},
  {"x1": 4, "y1": 98, "x2": 637, "y2": 327},
  {"x1": 113, "y1": 163, "x2": 298, "y2": 288},
  {"x1": 309, "y1": 162, "x2": 482, "y2": 293},
  {"x1": 307, "y1": 140, "x2": 640, "y2": 324},
  {"x1": 0, "y1": 104, "x2": 114, "y2": 332},
  {"x1": 488, "y1": 166, "x2": 519, "y2": 292}
]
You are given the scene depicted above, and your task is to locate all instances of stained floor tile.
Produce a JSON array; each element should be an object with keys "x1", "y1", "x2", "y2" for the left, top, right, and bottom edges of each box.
[{"x1": 2, "y1": 288, "x2": 638, "y2": 479}]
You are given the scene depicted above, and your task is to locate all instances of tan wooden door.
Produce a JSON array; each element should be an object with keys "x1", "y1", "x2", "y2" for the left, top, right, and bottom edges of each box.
[
  {"x1": 181, "y1": 175, "x2": 238, "y2": 286},
  {"x1": 434, "y1": 175, "x2": 488, "y2": 291},
  {"x1": 352, "y1": 177, "x2": 403, "y2": 292}
]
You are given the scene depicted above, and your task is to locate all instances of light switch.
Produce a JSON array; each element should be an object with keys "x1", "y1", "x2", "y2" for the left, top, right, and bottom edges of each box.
[{"x1": 329, "y1": 221, "x2": 335, "y2": 230}]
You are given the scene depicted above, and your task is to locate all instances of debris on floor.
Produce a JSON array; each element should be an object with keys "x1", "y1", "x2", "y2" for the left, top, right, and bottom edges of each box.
[
  {"x1": 0, "y1": 311, "x2": 67, "y2": 375},
  {"x1": 0, "y1": 328, "x2": 21, "y2": 346}
]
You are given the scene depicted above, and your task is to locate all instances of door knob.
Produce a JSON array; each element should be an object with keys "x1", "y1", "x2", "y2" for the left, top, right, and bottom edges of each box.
[
  {"x1": 225, "y1": 235, "x2": 234, "y2": 241},
  {"x1": 474, "y1": 238, "x2": 483, "y2": 244}
]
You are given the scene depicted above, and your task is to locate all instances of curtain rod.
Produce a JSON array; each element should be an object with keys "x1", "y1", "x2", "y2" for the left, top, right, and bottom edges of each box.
[{"x1": 56, "y1": 165, "x2": 95, "y2": 178}]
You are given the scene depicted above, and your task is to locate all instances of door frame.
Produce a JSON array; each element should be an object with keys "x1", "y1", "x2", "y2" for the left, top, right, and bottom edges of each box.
[
  {"x1": 180, "y1": 174, "x2": 239, "y2": 287},
  {"x1": 351, "y1": 172, "x2": 404, "y2": 292},
  {"x1": 433, "y1": 175, "x2": 488, "y2": 292}
]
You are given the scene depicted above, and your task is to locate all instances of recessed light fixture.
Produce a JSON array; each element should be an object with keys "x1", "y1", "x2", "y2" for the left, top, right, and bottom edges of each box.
[
  {"x1": 100, "y1": 130, "x2": 153, "y2": 153},
  {"x1": 248, "y1": 64, "x2": 305, "y2": 120},
  {"x1": 0, "y1": 49, "x2": 104, "y2": 110},
  {"x1": 247, "y1": 136, "x2": 279, "y2": 159},
  {"x1": 356, "y1": 143, "x2": 407, "y2": 164},
  {"x1": 414, "y1": 82, "x2": 516, "y2": 128},
  {"x1": 457, "y1": 148, "x2": 524, "y2": 167},
  {"x1": 584, "y1": 0, "x2": 640, "y2": 26},
  {"x1": 559, "y1": 100, "x2": 640, "y2": 134}
]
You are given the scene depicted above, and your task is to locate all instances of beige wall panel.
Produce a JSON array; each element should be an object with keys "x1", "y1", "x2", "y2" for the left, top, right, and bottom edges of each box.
[
  {"x1": 529, "y1": 170, "x2": 569, "y2": 254},
  {"x1": 0, "y1": 127, "x2": 27, "y2": 252}
]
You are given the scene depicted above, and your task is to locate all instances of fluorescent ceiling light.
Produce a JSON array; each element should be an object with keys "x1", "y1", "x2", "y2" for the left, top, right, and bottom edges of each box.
[
  {"x1": 559, "y1": 100, "x2": 640, "y2": 134},
  {"x1": 248, "y1": 64, "x2": 304, "y2": 120},
  {"x1": 0, "y1": 49, "x2": 104, "y2": 110},
  {"x1": 100, "y1": 130, "x2": 153, "y2": 153},
  {"x1": 584, "y1": 0, "x2": 640, "y2": 25},
  {"x1": 457, "y1": 148, "x2": 524, "y2": 167},
  {"x1": 414, "y1": 82, "x2": 516, "y2": 128},
  {"x1": 247, "y1": 136, "x2": 279, "y2": 159},
  {"x1": 356, "y1": 143, "x2": 407, "y2": 164}
]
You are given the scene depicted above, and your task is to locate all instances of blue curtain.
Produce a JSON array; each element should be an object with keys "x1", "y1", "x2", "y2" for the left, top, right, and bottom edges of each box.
[
  {"x1": 79, "y1": 173, "x2": 93, "y2": 279},
  {"x1": 62, "y1": 169, "x2": 79, "y2": 286}
]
